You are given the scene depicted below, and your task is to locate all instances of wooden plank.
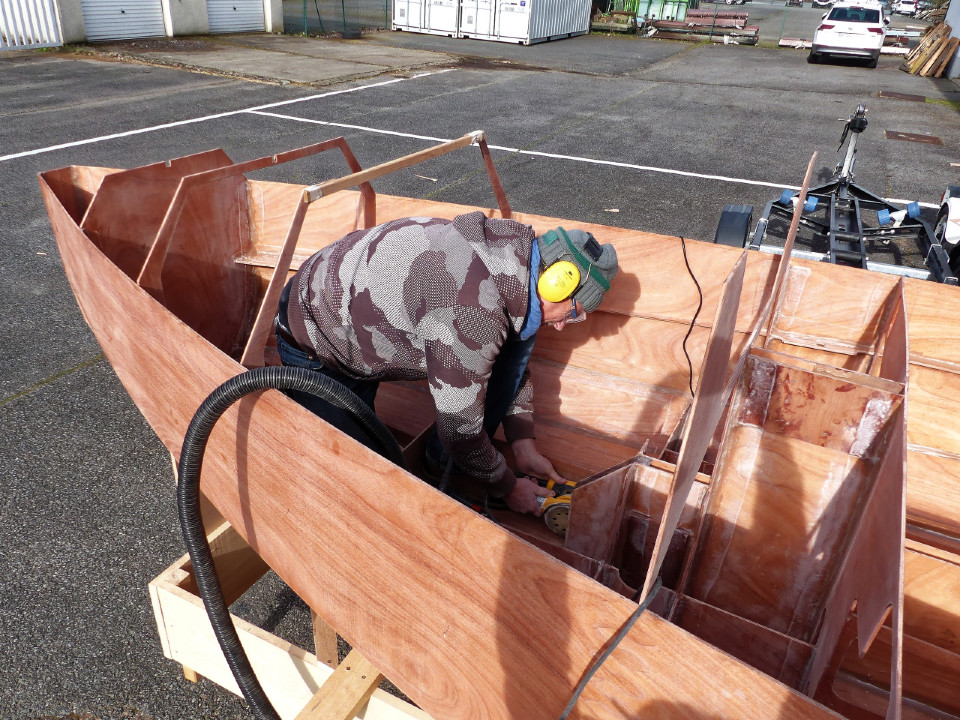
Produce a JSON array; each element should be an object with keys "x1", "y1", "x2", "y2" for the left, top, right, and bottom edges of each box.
[
  {"x1": 932, "y1": 37, "x2": 960, "y2": 77},
  {"x1": 527, "y1": 358, "x2": 691, "y2": 451},
  {"x1": 919, "y1": 36, "x2": 954, "y2": 75},
  {"x1": 641, "y1": 253, "x2": 747, "y2": 600},
  {"x1": 312, "y1": 611, "x2": 340, "y2": 668},
  {"x1": 294, "y1": 648, "x2": 383, "y2": 720},
  {"x1": 565, "y1": 464, "x2": 631, "y2": 562},
  {"x1": 148, "y1": 556, "x2": 432, "y2": 720},
  {"x1": 904, "y1": 272, "x2": 960, "y2": 367},
  {"x1": 308, "y1": 133, "x2": 483, "y2": 201},
  {"x1": 903, "y1": 544, "x2": 960, "y2": 654}
]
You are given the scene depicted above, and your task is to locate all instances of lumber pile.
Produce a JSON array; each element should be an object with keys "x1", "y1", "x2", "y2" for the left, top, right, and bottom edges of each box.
[
  {"x1": 591, "y1": 9, "x2": 638, "y2": 33},
  {"x1": 900, "y1": 22, "x2": 959, "y2": 76},
  {"x1": 647, "y1": 10, "x2": 758, "y2": 44}
]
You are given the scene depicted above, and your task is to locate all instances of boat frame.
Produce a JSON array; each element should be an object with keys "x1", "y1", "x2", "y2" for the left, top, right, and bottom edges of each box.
[{"x1": 38, "y1": 132, "x2": 960, "y2": 720}]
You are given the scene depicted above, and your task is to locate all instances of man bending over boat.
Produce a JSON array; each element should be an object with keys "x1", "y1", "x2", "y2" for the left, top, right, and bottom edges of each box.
[{"x1": 274, "y1": 211, "x2": 619, "y2": 516}]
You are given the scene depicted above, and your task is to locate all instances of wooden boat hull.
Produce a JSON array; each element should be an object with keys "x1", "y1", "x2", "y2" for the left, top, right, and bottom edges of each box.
[{"x1": 39, "y1": 138, "x2": 960, "y2": 720}]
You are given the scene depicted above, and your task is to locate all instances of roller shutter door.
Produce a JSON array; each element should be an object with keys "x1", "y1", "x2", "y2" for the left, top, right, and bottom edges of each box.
[
  {"x1": 80, "y1": 0, "x2": 165, "y2": 41},
  {"x1": 207, "y1": 0, "x2": 264, "y2": 33}
]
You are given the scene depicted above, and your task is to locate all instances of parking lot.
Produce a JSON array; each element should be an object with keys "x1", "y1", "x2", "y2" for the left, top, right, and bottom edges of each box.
[{"x1": 2, "y1": 18, "x2": 960, "y2": 719}]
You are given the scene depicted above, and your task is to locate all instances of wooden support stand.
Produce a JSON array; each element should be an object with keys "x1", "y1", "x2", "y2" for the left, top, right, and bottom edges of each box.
[{"x1": 149, "y1": 521, "x2": 431, "y2": 720}]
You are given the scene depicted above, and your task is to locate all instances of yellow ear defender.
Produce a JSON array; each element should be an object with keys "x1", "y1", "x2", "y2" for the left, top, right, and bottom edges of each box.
[{"x1": 538, "y1": 260, "x2": 581, "y2": 303}]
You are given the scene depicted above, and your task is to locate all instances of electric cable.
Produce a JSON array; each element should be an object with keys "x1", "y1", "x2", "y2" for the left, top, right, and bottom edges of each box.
[
  {"x1": 679, "y1": 236, "x2": 703, "y2": 398},
  {"x1": 177, "y1": 365, "x2": 404, "y2": 720},
  {"x1": 556, "y1": 576, "x2": 664, "y2": 720}
]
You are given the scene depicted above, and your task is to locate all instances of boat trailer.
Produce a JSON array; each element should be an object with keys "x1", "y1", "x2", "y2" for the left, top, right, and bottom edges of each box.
[{"x1": 714, "y1": 104, "x2": 959, "y2": 284}]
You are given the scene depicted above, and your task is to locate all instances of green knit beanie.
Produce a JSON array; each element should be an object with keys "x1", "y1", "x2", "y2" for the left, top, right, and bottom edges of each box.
[{"x1": 536, "y1": 227, "x2": 619, "y2": 313}]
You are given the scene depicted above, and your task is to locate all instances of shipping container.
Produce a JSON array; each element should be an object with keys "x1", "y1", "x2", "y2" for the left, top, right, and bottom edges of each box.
[
  {"x1": 495, "y1": 0, "x2": 590, "y2": 44},
  {"x1": 460, "y1": 0, "x2": 496, "y2": 39}
]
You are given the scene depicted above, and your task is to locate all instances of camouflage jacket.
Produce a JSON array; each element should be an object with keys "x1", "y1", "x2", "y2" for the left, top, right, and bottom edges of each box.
[{"x1": 286, "y1": 211, "x2": 537, "y2": 494}]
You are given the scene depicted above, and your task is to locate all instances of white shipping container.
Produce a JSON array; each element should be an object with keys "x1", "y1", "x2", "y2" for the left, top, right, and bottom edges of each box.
[
  {"x1": 422, "y1": 0, "x2": 459, "y2": 36},
  {"x1": 460, "y1": 0, "x2": 495, "y2": 39},
  {"x1": 495, "y1": 0, "x2": 590, "y2": 44},
  {"x1": 393, "y1": 0, "x2": 425, "y2": 30}
]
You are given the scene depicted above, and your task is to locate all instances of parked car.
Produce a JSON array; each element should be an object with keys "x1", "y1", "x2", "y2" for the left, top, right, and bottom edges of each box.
[
  {"x1": 808, "y1": 2, "x2": 889, "y2": 67},
  {"x1": 895, "y1": 0, "x2": 917, "y2": 15},
  {"x1": 812, "y1": 0, "x2": 834, "y2": 7}
]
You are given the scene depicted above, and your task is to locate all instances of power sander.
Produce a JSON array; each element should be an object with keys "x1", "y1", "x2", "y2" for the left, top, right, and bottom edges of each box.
[{"x1": 536, "y1": 478, "x2": 578, "y2": 536}]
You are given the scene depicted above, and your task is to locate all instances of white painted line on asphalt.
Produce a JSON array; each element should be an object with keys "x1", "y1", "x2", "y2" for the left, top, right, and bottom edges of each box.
[
  {"x1": 249, "y1": 111, "x2": 938, "y2": 209},
  {"x1": 0, "y1": 69, "x2": 456, "y2": 163}
]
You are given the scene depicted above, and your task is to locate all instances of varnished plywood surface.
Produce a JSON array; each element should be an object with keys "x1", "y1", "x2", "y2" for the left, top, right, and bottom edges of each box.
[{"x1": 686, "y1": 424, "x2": 871, "y2": 641}]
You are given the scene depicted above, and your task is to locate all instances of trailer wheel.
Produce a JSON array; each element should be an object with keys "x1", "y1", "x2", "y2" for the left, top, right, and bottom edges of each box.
[{"x1": 714, "y1": 204, "x2": 754, "y2": 248}]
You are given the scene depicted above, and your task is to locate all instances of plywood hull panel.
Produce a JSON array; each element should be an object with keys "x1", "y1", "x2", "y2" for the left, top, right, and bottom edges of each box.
[{"x1": 39, "y1": 139, "x2": 960, "y2": 720}]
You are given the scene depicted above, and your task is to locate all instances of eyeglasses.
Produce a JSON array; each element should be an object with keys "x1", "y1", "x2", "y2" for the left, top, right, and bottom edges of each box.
[{"x1": 563, "y1": 298, "x2": 587, "y2": 324}]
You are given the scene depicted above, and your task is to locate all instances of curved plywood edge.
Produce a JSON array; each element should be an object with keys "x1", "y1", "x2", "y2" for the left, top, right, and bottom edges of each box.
[
  {"x1": 38, "y1": 165, "x2": 119, "y2": 224},
  {"x1": 42, "y1": 176, "x2": 843, "y2": 720}
]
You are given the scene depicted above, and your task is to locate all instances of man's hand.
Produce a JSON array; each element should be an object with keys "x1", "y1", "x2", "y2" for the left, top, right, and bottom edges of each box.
[
  {"x1": 511, "y1": 438, "x2": 566, "y2": 483},
  {"x1": 503, "y1": 474, "x2": 554, "y2": 516}
]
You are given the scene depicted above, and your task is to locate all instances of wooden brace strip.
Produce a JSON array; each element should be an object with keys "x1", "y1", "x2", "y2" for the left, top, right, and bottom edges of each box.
[
  {"x1": 294, "y1": 648, "x2": 384, "y2": 720},
  {"x1": 305, "y1": 132, "x2": 484, "y2": 202}
]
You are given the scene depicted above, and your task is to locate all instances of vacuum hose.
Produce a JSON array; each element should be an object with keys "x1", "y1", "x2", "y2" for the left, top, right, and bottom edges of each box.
[{"x1": 177, "y1": 366, "x2": 405, "y2": 720}]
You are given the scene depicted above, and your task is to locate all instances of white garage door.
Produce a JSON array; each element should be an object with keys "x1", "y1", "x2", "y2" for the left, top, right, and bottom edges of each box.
[
  {"x1": 80, "y1": 0, "x2": 166, "y2": 41},
  {"x1": 208, "y1": 0, "x2": 264, "y2": 33}
]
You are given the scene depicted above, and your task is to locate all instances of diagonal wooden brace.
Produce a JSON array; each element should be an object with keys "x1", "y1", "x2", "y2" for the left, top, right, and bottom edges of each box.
[{"x1": 294, "y1": 648, "x2": 384, "y2": 720}]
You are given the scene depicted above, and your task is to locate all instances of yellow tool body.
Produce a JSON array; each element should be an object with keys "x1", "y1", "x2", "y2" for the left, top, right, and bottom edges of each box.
[{"x1": 536, "y1": 478, "x2": 578, "y2": 536}]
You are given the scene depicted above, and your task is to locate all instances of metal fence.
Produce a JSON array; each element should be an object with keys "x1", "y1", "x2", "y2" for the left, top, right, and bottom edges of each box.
[
  {"x1": 285, "y1": 0, "x2": 391, "y2": 37},
  {"x1": 0, "y1": 0, "x2": 61, "y2": 50}
]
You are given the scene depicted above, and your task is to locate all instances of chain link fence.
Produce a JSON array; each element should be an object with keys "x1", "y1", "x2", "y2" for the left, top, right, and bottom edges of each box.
[{"x1": 284, "y1": 0, "x2": 391, "y2": 37}]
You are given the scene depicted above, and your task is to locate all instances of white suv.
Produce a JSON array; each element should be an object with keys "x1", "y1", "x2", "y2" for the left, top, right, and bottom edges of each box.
[
  {"x1": 895, "y1": 0, "x2": 917, "y2": 15},
  {"x1": 809, "y1": 1, "x2": 889, "y2": 67}
]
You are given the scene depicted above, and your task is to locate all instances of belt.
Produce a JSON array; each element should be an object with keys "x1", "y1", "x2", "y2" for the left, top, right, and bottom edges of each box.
[
  {"x1": 275, "y1": 277, "x2": 307, "y2": 352},
  {"x1": 274, "y1": 317, "x2": 302, "y2": 349}
]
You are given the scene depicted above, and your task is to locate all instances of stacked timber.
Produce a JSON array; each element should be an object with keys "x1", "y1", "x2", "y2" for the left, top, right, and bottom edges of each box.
[
  {"x1": 900, "y1": 22, "x2": 959, "y2": 76},
  {"x1": 648, "y1": 10, "x2": 758, "y2": 44},
  {"x1": 591, "y1": 9, "x2": 638, "y2": 33}
]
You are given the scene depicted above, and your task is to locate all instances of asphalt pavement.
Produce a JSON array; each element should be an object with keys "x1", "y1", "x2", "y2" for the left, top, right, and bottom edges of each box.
[{"x1": 3, "y1": 16, "x2": 960, "y2": 720}]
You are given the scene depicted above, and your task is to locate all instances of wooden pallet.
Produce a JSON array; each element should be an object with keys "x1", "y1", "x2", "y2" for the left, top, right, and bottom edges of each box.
[
  {"x1": 149, "y1": 520, "x2": 432, "y2": 720},
  {"x1": 900, "y1": 22, "x2": 958, "y2": 76}
]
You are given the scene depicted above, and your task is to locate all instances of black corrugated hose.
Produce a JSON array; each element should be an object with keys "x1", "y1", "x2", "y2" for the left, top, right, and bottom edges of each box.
[{"x1": 176, "y1": 366, "x2": 404, "y2": 720}]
